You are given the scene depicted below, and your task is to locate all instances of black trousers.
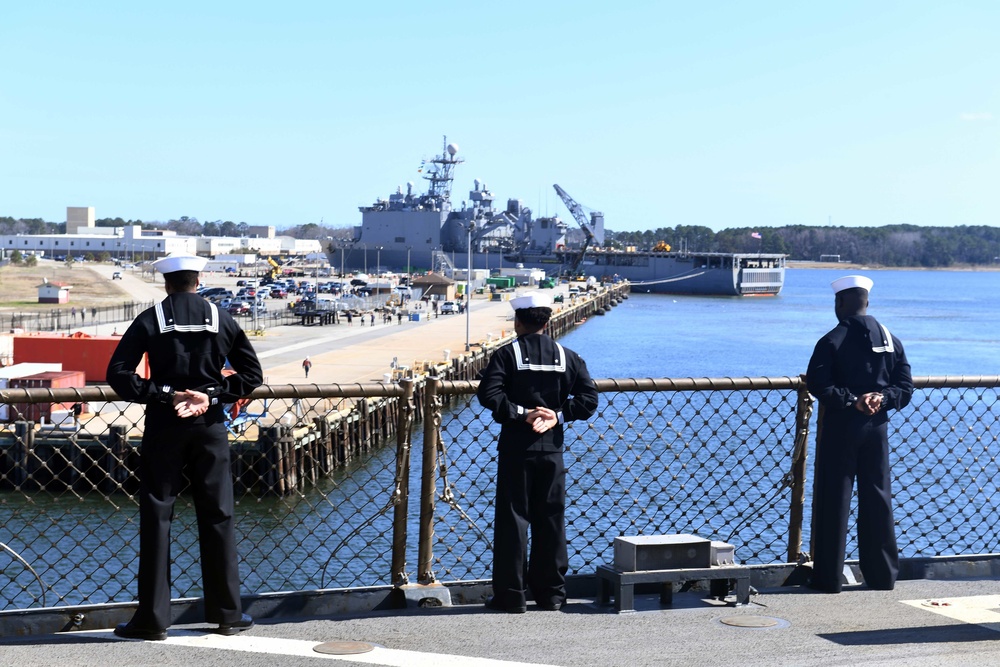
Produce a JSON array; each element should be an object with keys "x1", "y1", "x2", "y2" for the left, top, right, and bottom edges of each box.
[
  {"x1": 493, "y1": 449, "x2": 568, "y2": 607},
  {"x1": 132, "y1": 421, "x2": 242, "y2": 630},
  {"x1": 811, "y1": 415, "x2": 899, "y2": 592}
]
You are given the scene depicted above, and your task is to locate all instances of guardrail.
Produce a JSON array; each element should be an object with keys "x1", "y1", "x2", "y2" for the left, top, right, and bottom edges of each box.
[{"x1": 0, "y1": 374, "x2": 996, "y2": 613}]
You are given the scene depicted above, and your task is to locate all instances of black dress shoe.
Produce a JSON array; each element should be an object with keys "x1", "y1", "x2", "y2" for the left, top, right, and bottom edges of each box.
[
  {"x1": 805, "y1": 580, "x2": 842, "y2": 594},
  {"x1": 536, "y1": 600, "x2": 564, "y2": 611},
  {"x1": 485, "y1": 595, "x2": 526, "y2": 614},
  {"x1": 114, "y1": 622, "x2": 168, "y2": 641},
  {"x1": 214, "y1": 613, "x2": 254, "y2": 635}
]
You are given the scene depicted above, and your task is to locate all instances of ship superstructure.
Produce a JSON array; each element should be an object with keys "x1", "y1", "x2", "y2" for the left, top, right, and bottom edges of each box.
[
  {"x1": 330, "y1": 138, "x2": 786, "y2": 296},
  {"x1": 351, "y1": 138, "x2": 567, "y2": 273}
]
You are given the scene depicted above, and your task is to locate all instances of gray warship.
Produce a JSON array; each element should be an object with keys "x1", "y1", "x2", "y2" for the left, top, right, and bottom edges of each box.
[{"x1": 327, "y1": 138, "x2": 786, "y2": 296}]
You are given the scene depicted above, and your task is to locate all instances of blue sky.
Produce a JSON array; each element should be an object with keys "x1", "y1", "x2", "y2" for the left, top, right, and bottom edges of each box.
[{"x1": 1, "y1": 1, "x2": 997, "y2": 232}]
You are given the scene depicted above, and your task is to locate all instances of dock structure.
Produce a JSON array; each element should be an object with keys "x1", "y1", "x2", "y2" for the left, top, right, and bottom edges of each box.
[{"x1": 0, "y1": 283, "x2": 631, "y2": 497}]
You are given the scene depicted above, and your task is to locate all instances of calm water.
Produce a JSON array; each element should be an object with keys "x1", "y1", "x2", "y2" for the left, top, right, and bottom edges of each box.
[
  {"x1": 4, "y1": 268, "x2": 998, "y2": 609},
  {"x1": 561, "y1": 268, "x2": 1000, "y2": 378}
]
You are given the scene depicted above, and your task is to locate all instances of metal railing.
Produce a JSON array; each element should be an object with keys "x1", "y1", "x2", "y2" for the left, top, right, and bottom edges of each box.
[
  {"x1": 0, "y1": 301, "x2": 156, "y2": 334},
  {"x1": 0, "y1": 375, "x2": 997, "y2": 611}
]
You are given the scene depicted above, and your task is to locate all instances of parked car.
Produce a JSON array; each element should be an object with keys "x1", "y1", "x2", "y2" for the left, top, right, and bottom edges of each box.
[
  {"x1": 228, "y1": 300, "x2": 251, "y2": 316},
  {"x1": 440, "y1": 301, "x2": 458, "y2": 314},
  {"x1": 207, "y1": 291, "x2": 233, "y2": 304},
  {"x1": 112, "y1": 271, "x2": 123, "y2": 280}
]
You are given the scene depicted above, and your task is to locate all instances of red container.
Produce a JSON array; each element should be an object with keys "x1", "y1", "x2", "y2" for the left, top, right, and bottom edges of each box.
[
  {"x1": 13, "y1": 333, "x2": 149, "y2": 383},
  {"x1": 10, "y1": 370, "x2": 87, "y2": 423}
]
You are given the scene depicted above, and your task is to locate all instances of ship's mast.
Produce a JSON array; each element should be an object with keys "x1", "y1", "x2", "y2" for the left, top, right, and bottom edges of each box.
[{"x1": 424, "y1": 135, "x2": 464, "y2": 200}]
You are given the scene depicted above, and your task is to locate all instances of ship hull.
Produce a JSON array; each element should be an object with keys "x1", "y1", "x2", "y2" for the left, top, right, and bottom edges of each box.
[{"x1": 326, "y1": 247, "x2": 784, "y2": 297}]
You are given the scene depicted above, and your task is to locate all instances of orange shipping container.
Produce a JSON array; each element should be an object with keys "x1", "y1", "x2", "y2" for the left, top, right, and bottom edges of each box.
[
  {"x1": 13, "y1": 333, "x2": 148, "y2": 383},
  {"x1": 10, "y1": 370, "x2": 87, "y2": 423}
]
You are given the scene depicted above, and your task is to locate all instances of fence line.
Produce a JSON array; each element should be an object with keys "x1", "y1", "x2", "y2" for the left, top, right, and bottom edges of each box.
[{"x1": 0, "y1": 374, "x2": 998, "y2": 612}]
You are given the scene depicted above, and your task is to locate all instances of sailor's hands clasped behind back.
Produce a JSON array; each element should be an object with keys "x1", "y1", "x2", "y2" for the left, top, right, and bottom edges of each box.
[
  {"x1": 526, "y1": 407, "x2": 558, "y2": 433},
  {"x1": 856, "y1": 391, "x2": 883, "y2": 416},
  {"x1": 173, "y1": 390, "x2": 210, "y2": 419}
]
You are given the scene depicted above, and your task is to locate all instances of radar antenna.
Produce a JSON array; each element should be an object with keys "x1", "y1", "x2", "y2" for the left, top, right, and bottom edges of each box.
[{"x1": 424, "y1": 136, "x2": 464, "y2": 200}]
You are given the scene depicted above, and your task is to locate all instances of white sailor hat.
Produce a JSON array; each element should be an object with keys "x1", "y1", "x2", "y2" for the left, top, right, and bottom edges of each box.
[
  {"x1": 152, "y1": 252, "x2": 208, "y2": 274},
  {"x1": 831, "y1": 275, "x2": 873, "y2": 294},
  {"x1": 510, "y1": 291, "x2": 553, "y2": 310}
]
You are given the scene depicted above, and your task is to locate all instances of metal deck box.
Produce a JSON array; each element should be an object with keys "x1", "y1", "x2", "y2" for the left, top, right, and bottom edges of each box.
[{"x1": 613, "y1": 534, "x2": 712, "y2": 571}]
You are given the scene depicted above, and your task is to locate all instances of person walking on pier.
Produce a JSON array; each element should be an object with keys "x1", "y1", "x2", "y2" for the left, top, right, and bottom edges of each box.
[
  {"x1": 477, "y1": 291, "x2": 598, "y2": 613},
  {"x1": 107, "y1": 252, "x2": 263, "y2": 640},
  {"x1": 302, "y1": 356, "x2": 312, "y2": 378},
  {"x1": 806, "y1": 275, "x2": 912, "y2": 594}
]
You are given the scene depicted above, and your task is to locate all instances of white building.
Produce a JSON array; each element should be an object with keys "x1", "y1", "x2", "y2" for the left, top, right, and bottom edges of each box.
[
  {"x1": 36, "y1": 281, "x2": 72, "y2": 304},
  {"x1": 1, "y1": 223, "x2": 320, "y2": 262},
  {"x1": 0, "y1": 225, "x2": 193, "y2": 260}
]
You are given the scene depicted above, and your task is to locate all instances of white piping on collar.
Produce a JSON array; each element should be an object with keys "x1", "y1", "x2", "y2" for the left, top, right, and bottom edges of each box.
[{"x1": 513, "y1": 340, "x2": 566, "y2": 372}]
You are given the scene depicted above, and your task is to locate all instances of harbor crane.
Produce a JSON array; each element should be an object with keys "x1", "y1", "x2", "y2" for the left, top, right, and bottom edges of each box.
[{"x1": 553, "y1": 184, "x2": 605, "y2": 275}]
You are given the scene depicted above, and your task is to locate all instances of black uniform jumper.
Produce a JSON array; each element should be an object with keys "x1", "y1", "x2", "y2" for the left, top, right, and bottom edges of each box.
[
  {"x1": 107, "y1": 292, "x2": 263, "y2": 630},
  {"x1": 477, "y1": 332, "x2": 598, "y2": 609},
  {"x1": 806, "y1": 314, "x2": 913, "y2": 592}
]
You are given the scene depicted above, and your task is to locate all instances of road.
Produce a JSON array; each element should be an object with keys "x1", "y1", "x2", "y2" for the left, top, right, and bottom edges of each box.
[{"x1": 73, "y1": 263, "x2": 528, "y2": 385}]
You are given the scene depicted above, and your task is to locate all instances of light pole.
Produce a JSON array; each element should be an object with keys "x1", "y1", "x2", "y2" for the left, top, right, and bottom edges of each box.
[
  {"x1": 363, "y1": 243, "x2": 367, "y2": 275},
  {"x1": 376, "y1": 246, "x2": 382, "y2": 276},
  {"x1": 252, "y1": 254, "x2": 260, "y2": 332},
  {"x1": 406, "y1": 246, "x2": 412, "y2": 286},
  {"x1": 340, "y1": 245, "x2": 345, "y2": 279},
  {"x1": 465, "y1": 223, "x2": 474, "y2": 352}
]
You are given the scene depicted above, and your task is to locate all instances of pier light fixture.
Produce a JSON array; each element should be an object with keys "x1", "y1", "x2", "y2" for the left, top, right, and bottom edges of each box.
[
  {"x1": 376, "y1": 246, "x2": 383, "y2": 276},
  {"x1": 362, "y1": 243, "x2": 367, "y2": 275},
  {"x1": 466, "y1": 222, "x2": 474, "y2": 352}
]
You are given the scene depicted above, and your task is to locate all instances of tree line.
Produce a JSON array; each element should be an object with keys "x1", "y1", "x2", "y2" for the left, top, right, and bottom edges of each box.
[
  {"x1": 602, "y1": 224, "x2": 1000, "y2": 267},
  {"x1": 0, "y1": 216, "x2": 352, "y2": 242},
  {"x1": 2, "y1": 215, "x2": 998, "y2": 267}
]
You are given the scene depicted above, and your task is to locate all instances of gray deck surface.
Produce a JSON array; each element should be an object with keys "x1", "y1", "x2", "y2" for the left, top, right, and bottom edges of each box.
[{"x1": 5, "y1": 579, "x2": 1000, "y2": 667}]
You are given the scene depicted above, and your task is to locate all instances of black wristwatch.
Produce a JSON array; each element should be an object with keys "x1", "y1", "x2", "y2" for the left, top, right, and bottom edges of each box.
[{"x1": 159, "y1": 384, "x2": 175, "y2": 404}]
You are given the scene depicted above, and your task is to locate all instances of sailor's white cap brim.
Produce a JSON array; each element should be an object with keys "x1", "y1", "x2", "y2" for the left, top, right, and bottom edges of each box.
[
  {"x1": 152, "y1": 253, "x2": 208, "y2": 274},
  {"x1": 831, "y1": 275, "x2": 873, "y2": 294},
  {"x1": 510, "y1": 291, "x2": 552, "y2": 310}
]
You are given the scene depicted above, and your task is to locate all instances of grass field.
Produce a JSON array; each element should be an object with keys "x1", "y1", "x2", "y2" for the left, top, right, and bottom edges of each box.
[{"x1": 0, "y1": 263, "x2": 133, "y2": 310}]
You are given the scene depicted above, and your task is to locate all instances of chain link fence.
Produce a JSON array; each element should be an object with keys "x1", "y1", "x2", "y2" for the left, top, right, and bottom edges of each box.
[
  {"x1": 0, "y1": 301, "x2": 155, "y2": 335},
  {"x1": 432, "y1": 378, "x2": 804, "y2": 584},
  {"x1": 0, "y1": 375, "x2": 998, "y2": 612}
]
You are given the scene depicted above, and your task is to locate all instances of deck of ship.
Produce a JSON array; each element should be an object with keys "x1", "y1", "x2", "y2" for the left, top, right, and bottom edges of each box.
[{"x1": 5, "y1": 576, "x2": 1000, "y2": 666}]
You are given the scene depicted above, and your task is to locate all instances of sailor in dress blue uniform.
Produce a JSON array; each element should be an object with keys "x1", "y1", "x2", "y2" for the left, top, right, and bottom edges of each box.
[
  {"x1": 806, "y1": 275, "x2": 913, "y2": 593},
  {"x1": 477, "y1": 291, "x2": 598, "y2": 612},
  {"x1": 107, "y1": 253, "x2": 263, "y2": 639}
]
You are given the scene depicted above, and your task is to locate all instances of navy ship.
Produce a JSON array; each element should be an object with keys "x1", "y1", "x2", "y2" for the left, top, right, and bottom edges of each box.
[{"x1": 327, "y1": 138, "x2": 785, "y2": 296}]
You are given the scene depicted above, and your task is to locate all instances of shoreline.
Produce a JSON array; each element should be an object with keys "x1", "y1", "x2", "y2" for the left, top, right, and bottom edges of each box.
[{"x1": 786, "y1": 260, "x2": 1000, "y2": 271}]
